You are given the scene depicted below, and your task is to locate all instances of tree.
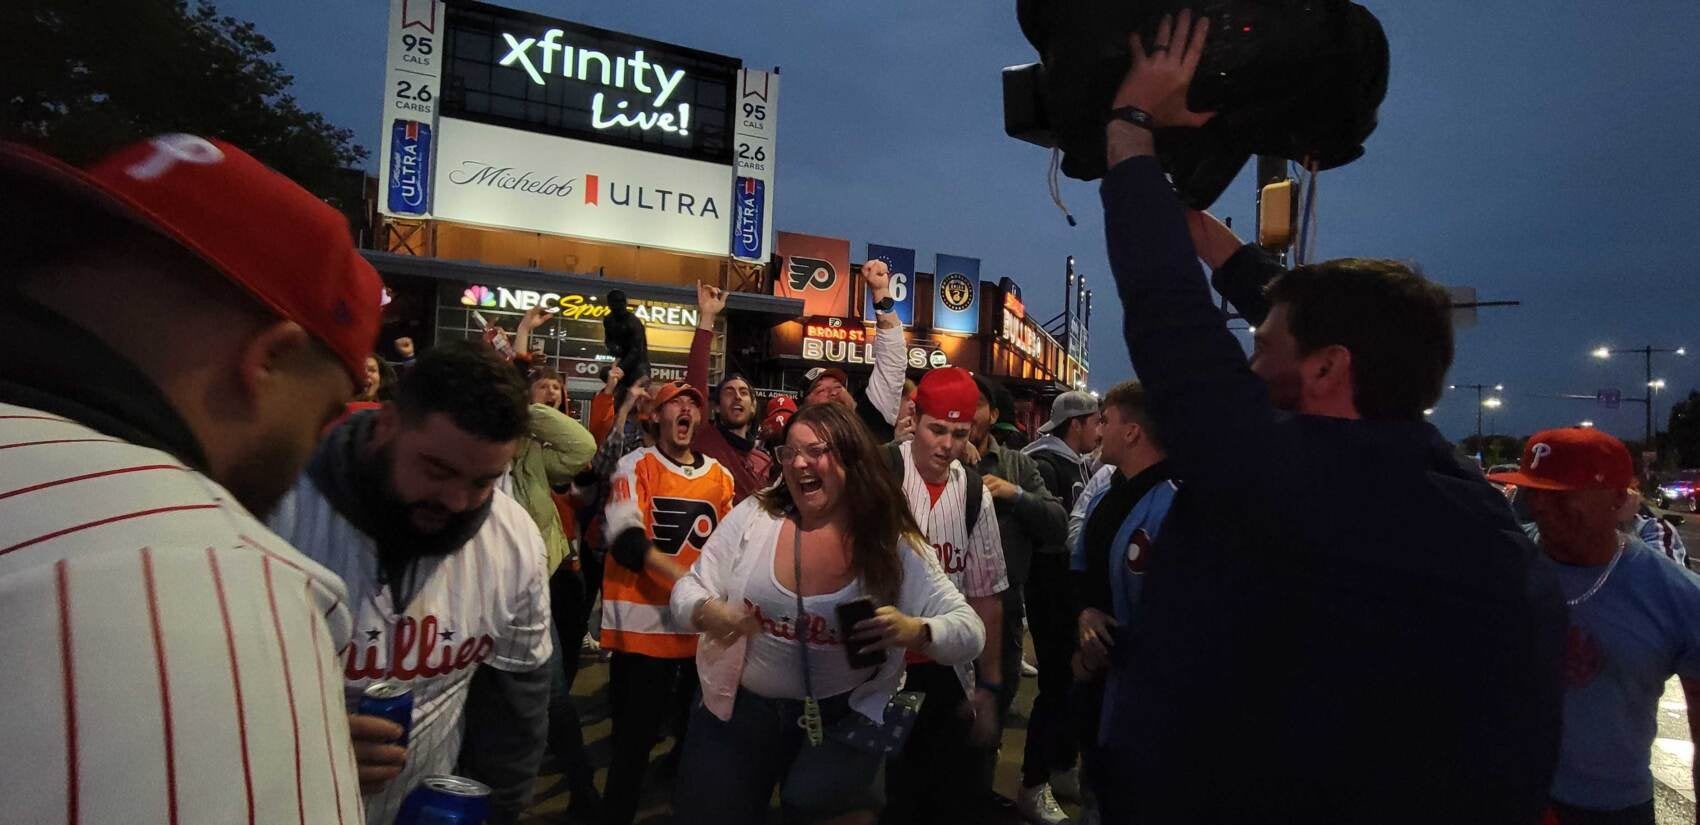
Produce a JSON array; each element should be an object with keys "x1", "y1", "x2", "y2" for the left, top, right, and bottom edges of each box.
[
  {"x1": 1668, "y1": 391, "x2": 1700, "y2": 469},
  {"x1": 2, "y1": 1, "x2": 366, "y2": 214},
  {"x1": 1460, "y1": 434, "x2": 1525, "y2": 468}
]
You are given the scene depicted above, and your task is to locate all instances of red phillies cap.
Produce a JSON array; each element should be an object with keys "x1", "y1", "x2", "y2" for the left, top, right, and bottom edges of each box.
[
  {"x1": 1486, "y1": 427, "x2": 1636, "y2": 492},
  {"x1": 914, "y1": 367, "x2": 980, "y2": 423},
  {"x1": 761, "y1": 396, "x2": 798, "y2": 441},
  {"x1": 0, "y1": 134, "x2": 383, "y2": 385}
]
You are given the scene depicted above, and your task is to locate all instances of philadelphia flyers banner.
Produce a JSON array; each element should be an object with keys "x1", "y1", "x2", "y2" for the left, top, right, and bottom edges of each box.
[{"x1": 774, "y1": 231, "x2": 851, "y2": 317}]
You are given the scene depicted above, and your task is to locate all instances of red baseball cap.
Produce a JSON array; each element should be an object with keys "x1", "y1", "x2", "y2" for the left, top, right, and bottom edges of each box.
[
  {"x1": 652, "y1": 380, "x2": 705, "y2": 411},
  {"x1": 1486, "y1": 427, "x2": 1636, "y2": 492},
  {"x1": 761, "y1": 396, "x2": 799, "y2": 441},
  {"x1": 0, "y1": 134, "x2": 384, "y2": 385},
  {"x1": 914, "y1": 367, "x2": 980, "y2": 424}
]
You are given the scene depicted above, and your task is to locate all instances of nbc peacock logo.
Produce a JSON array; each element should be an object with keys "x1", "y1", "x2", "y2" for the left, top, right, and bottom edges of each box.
[{"x1": 460, "y1": 285, "x2": 497, "y2": 308}]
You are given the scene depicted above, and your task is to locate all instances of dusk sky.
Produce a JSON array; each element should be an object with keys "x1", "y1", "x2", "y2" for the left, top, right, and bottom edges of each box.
[{"x1": 224, "y1": 0, "x2": 1700, "y2": 443}]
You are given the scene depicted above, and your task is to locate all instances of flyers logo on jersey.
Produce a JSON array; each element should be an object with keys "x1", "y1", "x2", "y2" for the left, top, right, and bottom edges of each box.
[{"x1": 651, "y1": 497, "x2": 720, "y2": 555}]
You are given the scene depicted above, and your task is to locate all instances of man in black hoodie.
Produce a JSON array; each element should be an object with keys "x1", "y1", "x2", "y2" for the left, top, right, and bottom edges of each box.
[{"x1": 1093, "y1": 12, "x2": 1565, "y2": 823}]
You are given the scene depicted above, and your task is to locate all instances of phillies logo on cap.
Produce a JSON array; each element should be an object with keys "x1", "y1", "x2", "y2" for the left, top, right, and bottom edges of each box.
[{"x1": 1529, "y1": 443, "x2": 1552, "y2": 469}]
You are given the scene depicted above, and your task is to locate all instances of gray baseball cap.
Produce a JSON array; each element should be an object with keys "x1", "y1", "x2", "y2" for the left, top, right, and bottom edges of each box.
[{"x1": 1038, "y1": 391, "x2": 1099, "y2": 434}]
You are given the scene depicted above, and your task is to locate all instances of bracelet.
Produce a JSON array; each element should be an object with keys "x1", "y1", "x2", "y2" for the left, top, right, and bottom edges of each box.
[
  {"x1": 1107, "y1": 106, "x2": 1157, "y2": 131},
  {"x1": 976, "y1": 678, "x2": 1003, "y2": 694}
]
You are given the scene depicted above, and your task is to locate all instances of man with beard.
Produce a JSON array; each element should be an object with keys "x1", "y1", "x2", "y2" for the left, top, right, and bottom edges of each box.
[
  {"x1": 1096, "y1": 13, "x2": 1564, "y2": 822},
  {"x1": 268, "y1": 341, "x2": 552, "y2": 825},
  {"x1": 601, "y1": 380, "x2": 735, "y2": 825},
  {"x1": 1490, "y1": 430, "x2": 1700, "y2": 825},
  {"x1": 0, "y1": 134, "x2": 380, "y2": 824},
  {"x1": 798, "y1": 259, "x2": 906, "y2": 442},
  {"x1": 688, "y1": 281, "x2": 773, "y2": 501},
  {"x1": 883, "y1": 367, "x2": 1008, "y2": 825}
]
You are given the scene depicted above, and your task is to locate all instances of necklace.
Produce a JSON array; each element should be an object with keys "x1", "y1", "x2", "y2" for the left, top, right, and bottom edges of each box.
[{"x1": 1567, "y1": 534, "x2": 1628, "y2": 607}]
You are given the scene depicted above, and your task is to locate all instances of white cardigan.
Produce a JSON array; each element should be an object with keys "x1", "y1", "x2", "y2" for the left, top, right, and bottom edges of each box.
[{"x1": 671, "y1": 496, "x2": 986, "y2": 723}]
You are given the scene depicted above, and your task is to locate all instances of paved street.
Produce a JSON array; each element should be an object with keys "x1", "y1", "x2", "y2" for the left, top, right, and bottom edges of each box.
[{"x1": 522, "y1": 511, "x2": 1700, "y2": 823}]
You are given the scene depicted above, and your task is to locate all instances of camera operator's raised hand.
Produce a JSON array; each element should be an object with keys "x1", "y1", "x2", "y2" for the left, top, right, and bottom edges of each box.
[{"x1": 1106, "y1": 10, "x2": 1215, "y2": 168}]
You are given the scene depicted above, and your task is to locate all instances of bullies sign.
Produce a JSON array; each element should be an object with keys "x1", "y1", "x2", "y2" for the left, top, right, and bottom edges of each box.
[{"x1": 797, "y1": 317, "x2": 949, "y2": 370}]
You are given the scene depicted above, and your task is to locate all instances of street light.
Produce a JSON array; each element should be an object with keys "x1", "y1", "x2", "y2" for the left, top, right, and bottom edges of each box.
[
  {"x1": 1590, "y1": 344, "x2": 1686, "y2": 449},
  {"x1": 1580, "y1": 420, "x2": 1595, "y2": 428},
  {"x1": 1650, "y1": 379, "x2": 1668, "y2": 390},
  {"x1": 1452, "y1": 383, "x2": 1506, "y2": 459},
  {"x1": 1482, "y1": 397, "x2": 1504, "y2": 409}
]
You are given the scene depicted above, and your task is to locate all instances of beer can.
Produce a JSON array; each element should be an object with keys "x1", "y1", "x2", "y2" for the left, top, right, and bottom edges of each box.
[
  {"x1": 357, "y1": 680, "x2": 414, "y2": 746},
  {"x1": 396, "y1": 775, "x2": 491, "y2": 825}
]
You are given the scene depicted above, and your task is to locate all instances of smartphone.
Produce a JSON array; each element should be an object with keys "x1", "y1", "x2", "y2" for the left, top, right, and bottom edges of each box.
[{"x1": 836, "y1": 597, "x2": 884, "y2": 669}]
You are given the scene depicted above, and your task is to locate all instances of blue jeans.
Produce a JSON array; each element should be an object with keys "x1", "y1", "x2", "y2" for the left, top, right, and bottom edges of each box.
[{"x1": 674, "y1": 689, "x2": 886, "y2": 823}]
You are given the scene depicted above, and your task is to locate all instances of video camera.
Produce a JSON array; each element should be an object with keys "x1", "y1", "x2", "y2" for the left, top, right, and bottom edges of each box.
[{"x1": 1004, "y1": 0, "x2": 1389, "y2": 209}]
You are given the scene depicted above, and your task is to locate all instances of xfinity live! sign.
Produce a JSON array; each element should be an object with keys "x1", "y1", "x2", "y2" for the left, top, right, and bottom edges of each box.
[
  {"x1": 443, "y1": 1, "x2": 739, "y2": 165},
  {"x1": 499, "y1": 33, "x2": 692, "y2": 136}
]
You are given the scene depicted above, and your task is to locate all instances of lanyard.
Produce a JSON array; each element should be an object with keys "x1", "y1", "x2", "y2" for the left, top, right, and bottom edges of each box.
[{"x1": 792, "y1": 521, "x2": 825, "y2": 746}]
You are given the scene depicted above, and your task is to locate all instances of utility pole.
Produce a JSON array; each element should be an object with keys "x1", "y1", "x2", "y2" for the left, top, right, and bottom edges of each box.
[
  {"x1": 1592, "y1": 345, "x2": 1686, "y2": 449},
  {"x1": 1450, "y1": 383, "x2": 1505, "y2": 460}
]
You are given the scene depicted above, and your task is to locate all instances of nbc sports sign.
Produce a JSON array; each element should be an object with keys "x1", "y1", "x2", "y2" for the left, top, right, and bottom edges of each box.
[{"x1": 459, "y1": 284, "x2": 699, "y2": 328}]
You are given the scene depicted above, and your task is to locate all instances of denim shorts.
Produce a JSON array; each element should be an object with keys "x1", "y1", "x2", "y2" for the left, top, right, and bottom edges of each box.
[{"x1": 674, "y1": 688, "x2": 886, "y2": 823}]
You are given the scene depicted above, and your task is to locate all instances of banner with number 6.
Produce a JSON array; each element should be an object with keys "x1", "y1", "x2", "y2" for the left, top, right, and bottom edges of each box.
[{"x1": 864, "y1": 244, "x2": 916, "y2": 327}]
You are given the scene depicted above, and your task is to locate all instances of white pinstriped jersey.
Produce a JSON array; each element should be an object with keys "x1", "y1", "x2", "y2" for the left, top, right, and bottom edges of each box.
[
  {"x1": 0, "y1": 403, "x2": 365, "y2": 825},
  {"x1": 268, "y1": 475, "x2": 552, "y2": 825},
  {"x1": 897, "y1": 440, "x2": 1008, "y2": 600}
]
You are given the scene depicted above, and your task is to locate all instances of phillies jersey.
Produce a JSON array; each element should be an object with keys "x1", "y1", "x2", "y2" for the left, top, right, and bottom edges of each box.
[
  {"x1": 0, "y1": 403, "x2": 364, "y2": 825},
  {"x1": 602, "y1": 446, "x2": 735, "y2": 658},
  {"x1": 268, "y1": 476, "x2": 552, "y2": 825},
  {"x1": 896, "y1": 441, "x2": 1007, "y2": 600}
]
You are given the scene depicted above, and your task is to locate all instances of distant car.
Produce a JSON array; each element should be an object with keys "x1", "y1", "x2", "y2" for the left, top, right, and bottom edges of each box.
[{"x1": 1657, "y1": 470, "x2": 1700, "y2": 513}]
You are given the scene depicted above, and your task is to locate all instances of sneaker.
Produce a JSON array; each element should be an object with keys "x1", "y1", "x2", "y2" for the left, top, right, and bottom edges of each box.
[
  {"x1": 1021, "y1": 659, "x2": 1039, "y2": 678},
  {"x1": 1017, "y1": 783, "x2": 1071, "y2": 825},
  {"x1": 1050, "y1": 766, "x2": 1082, "y2": 802}
]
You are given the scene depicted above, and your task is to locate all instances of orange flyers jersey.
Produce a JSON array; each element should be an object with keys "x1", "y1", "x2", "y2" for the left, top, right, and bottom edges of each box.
[{"x1": 601, "y1": 447, "x2": 735, "y2": 658}]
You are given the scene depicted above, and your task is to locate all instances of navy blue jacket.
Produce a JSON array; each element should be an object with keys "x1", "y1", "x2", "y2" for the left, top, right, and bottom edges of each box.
[{"x1": 1099, "y1": 156, "x2": 1565, "y2": 824}]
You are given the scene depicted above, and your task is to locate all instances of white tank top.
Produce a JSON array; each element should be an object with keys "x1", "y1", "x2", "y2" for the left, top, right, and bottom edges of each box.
[{"x1": 738, "y1": 531, "x2": 879, "y2": 700}]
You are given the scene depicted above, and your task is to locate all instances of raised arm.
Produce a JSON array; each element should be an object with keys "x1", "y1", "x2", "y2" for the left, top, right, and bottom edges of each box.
[
  {"x1": 861, "y1": 260, "x2": 905, "y2": 424},
  {"x1": 687, "y1": 281, "x2": 727, "y2": 397},
  {"x1": 1100, "y1": 13, "x2": 1282, "y2": 491}
]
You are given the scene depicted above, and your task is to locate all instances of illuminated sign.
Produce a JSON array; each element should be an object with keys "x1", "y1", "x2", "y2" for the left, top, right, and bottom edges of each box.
[
  {"x1": 459, "y1": 284, "x2": 699, "y2": 328},
  {"x1": 432, "y1": 117, "x2": 729, "y2": 256},
  {"x1": 1001, "y1": 308, "x2": 1045, "y2": 361},
  {"x1": 442, "y1": 2, "x2": 738, "y2": 164},
  {"x1": 797, "y1": 317, "x2": 949, "y2": 369},
  {"x1": 496, "y1": 33, "x2": 692, "y2": 134}
]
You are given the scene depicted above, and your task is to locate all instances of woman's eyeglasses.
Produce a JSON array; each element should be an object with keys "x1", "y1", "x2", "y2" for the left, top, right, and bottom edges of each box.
[{"x1": 776, "y1": 442, "x2": 833, "y2": 464}]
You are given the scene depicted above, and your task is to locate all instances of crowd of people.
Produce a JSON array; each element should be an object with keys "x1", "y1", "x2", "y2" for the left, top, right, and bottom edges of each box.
[{"x1": 4, "y1": 14, "x2": 1700, "y2": 825}]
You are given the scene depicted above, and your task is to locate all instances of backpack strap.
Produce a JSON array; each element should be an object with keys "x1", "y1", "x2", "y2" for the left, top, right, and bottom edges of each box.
[{"x1": 887, "y1": 441, "x2": 984, "y2": 538}]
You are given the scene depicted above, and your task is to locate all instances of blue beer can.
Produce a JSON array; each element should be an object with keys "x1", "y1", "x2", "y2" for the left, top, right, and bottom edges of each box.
[
  {"x1": 396, "y1": 775, "x2": 492, "y2": 825},
  {"x1": 357, "y1": 680, "x2": 414, "y2": 746}
]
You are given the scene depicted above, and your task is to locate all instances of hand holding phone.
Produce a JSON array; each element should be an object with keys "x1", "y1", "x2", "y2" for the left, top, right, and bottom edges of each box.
[{"x1": 836, "y1": 597, "x2": 885, "y2": 669}]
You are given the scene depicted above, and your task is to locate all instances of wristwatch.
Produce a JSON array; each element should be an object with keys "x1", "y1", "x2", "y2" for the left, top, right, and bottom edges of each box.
[
  {"x1": 1107, "y1": 105, "x2": 1157, "y2": 131},
  {"x1": 873, "y1": 295, "x2": 896, "y2": 313}
]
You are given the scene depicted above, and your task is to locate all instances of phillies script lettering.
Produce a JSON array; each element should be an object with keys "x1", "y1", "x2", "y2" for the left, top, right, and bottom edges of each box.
[
  {"x1": 933, "y1": 542, "x2": 967, "y2": 575},
  {"x1": 446, "y1": 162, "x2": 576, "y2": 197},
  {"x1": 343, "y1": 615, "x2": 495, "y2": 680},
  {"x1": 745, "y1": 599, "x2": 842, "y2": 646}
]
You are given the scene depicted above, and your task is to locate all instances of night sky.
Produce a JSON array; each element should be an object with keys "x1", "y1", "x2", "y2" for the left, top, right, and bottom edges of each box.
[{"x1": 223, "y1": 0, "x2": 1700, "y2": 443}]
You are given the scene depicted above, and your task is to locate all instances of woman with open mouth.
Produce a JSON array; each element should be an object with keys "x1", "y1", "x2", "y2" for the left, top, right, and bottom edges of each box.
[{"x1": 671, "y1": 402, "x2": 986, "y2": 824}]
